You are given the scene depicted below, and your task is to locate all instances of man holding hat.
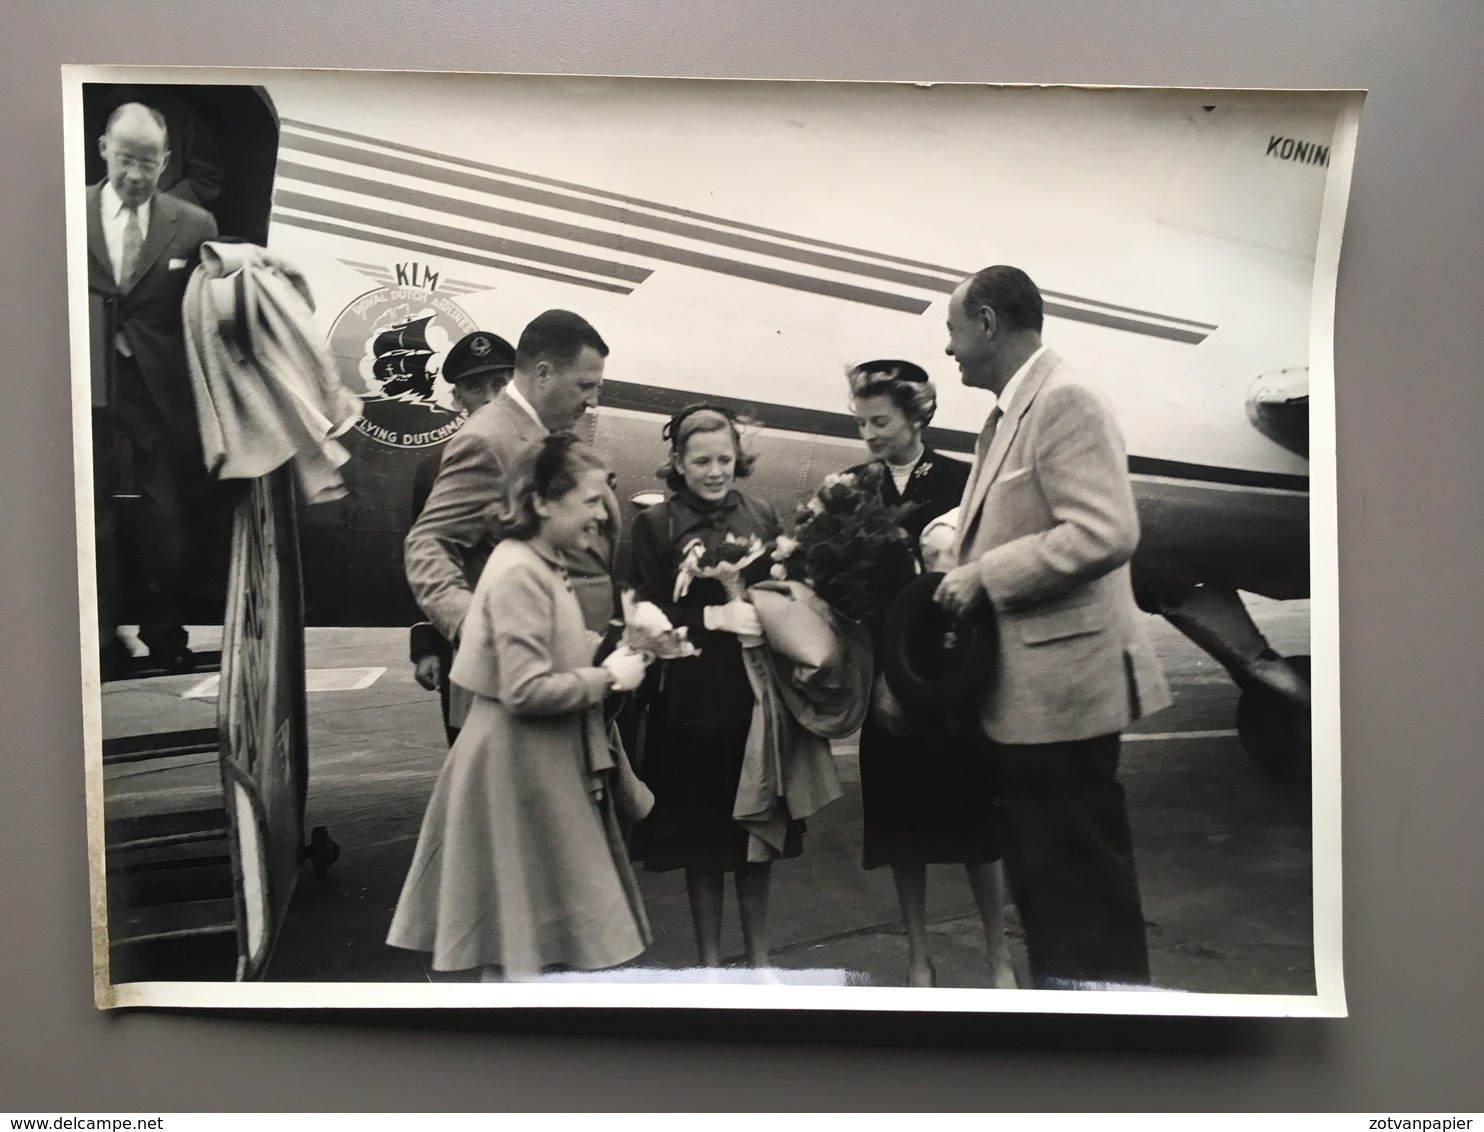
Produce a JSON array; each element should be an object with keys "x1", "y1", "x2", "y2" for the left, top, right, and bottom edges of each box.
[
  {"x1": 935, "y1": 265, "x2": 1172, "y2": 990},
  {"x1": 406, "y1": 330, "x2": 517, "y2": 745}
]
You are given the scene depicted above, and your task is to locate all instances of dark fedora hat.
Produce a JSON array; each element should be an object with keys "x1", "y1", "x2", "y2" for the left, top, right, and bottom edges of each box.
[{"x1": 879, "y1": 571, "x2": 997, "y2": 719}]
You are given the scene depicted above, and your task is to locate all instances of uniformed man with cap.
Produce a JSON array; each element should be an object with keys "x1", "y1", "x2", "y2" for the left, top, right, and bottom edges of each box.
[{"x1": 407, "y1": 330, "x2": 517, "y2": 745}]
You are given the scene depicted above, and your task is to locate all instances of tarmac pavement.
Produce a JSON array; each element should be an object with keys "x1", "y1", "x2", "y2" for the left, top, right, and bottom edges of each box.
[{"x1": 99, "y1": 598, "x2": 1314, "y2": 995}]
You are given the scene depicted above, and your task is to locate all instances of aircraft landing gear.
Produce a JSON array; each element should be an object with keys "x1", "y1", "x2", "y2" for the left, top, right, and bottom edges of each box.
[
  {"x1": 1235, "y1": 654, "x2": 1312, "y2": 782},
  {"x1": 1154, "y1": 583, "x2": 1311, "y2": 783}
]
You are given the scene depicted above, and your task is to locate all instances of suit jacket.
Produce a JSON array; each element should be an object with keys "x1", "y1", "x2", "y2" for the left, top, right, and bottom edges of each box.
[
  {"x1": 404, "y1": 388, "x2": 620, "y2": 648},
  {"x1": 952, "y1": 348, "x2": 1172, "y2": 745},
  {"x1": 406, "y1": 452, "x2": 448, "y2": 662},
  {"x1": 87, "y1": 182, "x2": 218, "y2": 447}
]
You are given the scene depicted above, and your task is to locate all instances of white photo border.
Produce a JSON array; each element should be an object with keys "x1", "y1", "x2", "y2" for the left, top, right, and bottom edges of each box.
[{"x1": 65, "y1": 64, "x2": 1360, "y2": 1017}]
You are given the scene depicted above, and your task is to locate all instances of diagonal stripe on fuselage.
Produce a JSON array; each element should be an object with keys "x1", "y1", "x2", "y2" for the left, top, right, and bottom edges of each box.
[
  {"x1": 276, "y1": 119, "x2": 1218, "y2": 341},
  {"x1": 275, "y1": 161, "x2": 933, "y2": 315},
  {"x1": 278, "y1": 211, "x2": 636, "y2": 295},
  {"x1": 597, "y1": 380, "x2": 1308, "y2": 492}
]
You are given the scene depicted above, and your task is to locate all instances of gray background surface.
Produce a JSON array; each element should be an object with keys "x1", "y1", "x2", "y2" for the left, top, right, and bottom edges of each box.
[{"x1": 2, "y1": 0, "x2": 1480, "y2": 1112}]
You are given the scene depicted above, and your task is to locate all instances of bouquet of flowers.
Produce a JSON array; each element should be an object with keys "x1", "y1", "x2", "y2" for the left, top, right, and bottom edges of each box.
[
  {"x1": 618, "y1": 589, "x2": 700, "y2": 660},
  {"x1": 771, "y1": 464, "x2": 918, "y2": 628},
  {"x1": 674, "y1": 532, "x2": 769, "y2": 603}
]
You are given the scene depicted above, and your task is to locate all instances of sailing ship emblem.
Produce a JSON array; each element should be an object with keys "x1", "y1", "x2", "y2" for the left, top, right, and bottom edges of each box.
[
  {"x1": 327, "y1": 282, "x2": 478, "y2": 450},
  {"x1": 366, "y1": 313, "x2": 444, "y2": 404}
]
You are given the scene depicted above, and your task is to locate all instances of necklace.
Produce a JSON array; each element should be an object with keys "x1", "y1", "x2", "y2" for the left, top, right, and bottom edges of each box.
[
  {"x1": 884, "y1": 446, "x2": 922, "y2": 496},
  {"x1": 885, "y1": 443, "x2": 924, "y2": 472}
]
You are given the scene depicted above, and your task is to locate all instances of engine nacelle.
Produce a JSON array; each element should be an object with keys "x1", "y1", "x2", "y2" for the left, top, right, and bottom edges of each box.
[{"x1": 1246, "y1": 366, "x2": 1309, "y2": 458}]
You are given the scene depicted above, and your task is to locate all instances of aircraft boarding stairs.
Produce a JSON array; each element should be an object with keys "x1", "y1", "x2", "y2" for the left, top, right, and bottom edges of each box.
[{"x1": 102, "y1": 466, "x2": 338, "y2": 982}]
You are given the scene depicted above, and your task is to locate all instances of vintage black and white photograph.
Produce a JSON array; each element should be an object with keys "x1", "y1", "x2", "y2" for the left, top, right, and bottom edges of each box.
[{"x1": 64, "y1": 66, "x2": 1355, "y2": 1014}]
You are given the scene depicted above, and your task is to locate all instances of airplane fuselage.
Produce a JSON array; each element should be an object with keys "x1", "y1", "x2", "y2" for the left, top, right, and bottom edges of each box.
[{"x1": 91, "y1": 74, "x2": 1327, "y2": 628}]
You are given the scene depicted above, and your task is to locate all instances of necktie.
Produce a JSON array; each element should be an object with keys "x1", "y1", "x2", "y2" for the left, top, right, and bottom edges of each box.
[
  {"x1": 119, "y1": 205, "x2": 143, "y2": 291},
  {"x1": 114, "y1": 205, "x2": 143, "y2": 358},
  {"x1": 981, "y1": 404, "x2": 1004, "y2": 453},
  {"x1": 954, "y1": 406, "x2": 1004, "y2": 559}
]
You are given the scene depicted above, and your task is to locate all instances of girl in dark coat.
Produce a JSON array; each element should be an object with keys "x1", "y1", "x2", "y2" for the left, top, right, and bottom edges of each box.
[
  {"x1": 627, "y1": 406, "x2": 795, "y2": 974},
  {"x1": 845, "y1": 359, "x2": 1016, "y2": 989}
]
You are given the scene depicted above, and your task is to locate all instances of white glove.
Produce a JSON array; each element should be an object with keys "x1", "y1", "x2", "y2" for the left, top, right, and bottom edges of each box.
[
  {"x1": 601, "y1": 646, "x2": 648, "y2": 693},
  {"x1": 919, "y1": 508, "x2": 959, "y2": 574},
  {"x1": 625, "y1": 600, "x2": 673, "y2": 634},
  {"x1": 704, "y1": 599, "x2": 763, "y2": 639}
]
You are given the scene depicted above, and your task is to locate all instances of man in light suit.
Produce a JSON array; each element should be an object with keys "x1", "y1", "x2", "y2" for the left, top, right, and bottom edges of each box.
[
  {"x1": 88, "y1": 102, "x2": 219, "y2": 676},
  {"x1": 404, "y1": 309, "x2": 620, "y2": 734},
  {"x1": 407, "y1": 330, "x2": 518, "y2": 747},
  {"x1": 935, "y1": 265, "x2": 1173, "y2": 989}
]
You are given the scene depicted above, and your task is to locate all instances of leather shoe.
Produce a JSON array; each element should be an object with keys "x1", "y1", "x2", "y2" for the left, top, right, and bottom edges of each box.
[
  {"x1": 100, "y1": 637, "x2": 133, "y2": 682},
  {"x1": 149, "y1": 645, "x2": 196, "y2": 674}
]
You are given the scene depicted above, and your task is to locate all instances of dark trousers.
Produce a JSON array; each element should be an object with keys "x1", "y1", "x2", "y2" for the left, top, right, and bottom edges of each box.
[
  {"x1": 92, "y1": 366, "x2": 205, "y2": 656},
  {"x1": 438, "y1": 670, "x2": 460, "y2": 748},
  {"x1": 93, "y1": 407, "x2": 124, "y2": 652},
  {"x1": 991, "y1": 733, "x2": 1151, "y2": 990},
  {"x1": 411, "y1": 623, "x2": 460, "y2": 747}
]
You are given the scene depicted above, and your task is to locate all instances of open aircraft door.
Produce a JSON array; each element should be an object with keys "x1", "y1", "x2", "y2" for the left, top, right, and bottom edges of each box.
[
  {"x1": 217, "y1": 465, "x2": 337, "y2": 979},
  {"x1": 104, "y1": 462, "x2": 339, "y2": 982}
]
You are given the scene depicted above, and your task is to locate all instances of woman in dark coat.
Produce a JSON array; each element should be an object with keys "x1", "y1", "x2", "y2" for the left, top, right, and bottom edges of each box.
[
  {"x1": 845, "y1": 359, "x2": 1016, "y2": 989},
  {"x1": 627, "y1": 405, "x2": 796, "y2": 974}
]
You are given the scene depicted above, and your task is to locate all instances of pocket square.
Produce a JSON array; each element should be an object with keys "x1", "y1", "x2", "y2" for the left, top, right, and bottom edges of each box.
[
  {"x1": 997, "y1": 466, "x2": 1033, "y2": 485},
  {"x1": 169, "y1": 257, "x2": 188, "y2": 269}
]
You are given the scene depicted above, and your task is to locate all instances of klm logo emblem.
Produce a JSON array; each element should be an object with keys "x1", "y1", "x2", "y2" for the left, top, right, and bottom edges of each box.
[
  {"x1": 394, "y1": 261, "x2": 441, "y2": 290},
  {"x1": 1266, "y1": 135, "x2": 1330, "y2": 167}
]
